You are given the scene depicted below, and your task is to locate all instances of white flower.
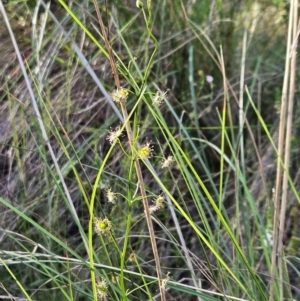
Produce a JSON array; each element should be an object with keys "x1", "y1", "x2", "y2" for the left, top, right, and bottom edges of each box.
[{"x1": 206, "y1": 75, "x2": 214, "y2": 83}]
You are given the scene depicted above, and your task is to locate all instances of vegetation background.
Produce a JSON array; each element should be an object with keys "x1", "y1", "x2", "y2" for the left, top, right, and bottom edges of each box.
[{"x1": 0, "y1": 0, "x2": 300, "y2": 300}]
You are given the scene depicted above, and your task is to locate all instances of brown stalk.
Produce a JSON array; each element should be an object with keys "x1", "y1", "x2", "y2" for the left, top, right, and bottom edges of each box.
[
  {"x1": 93, "y1": 2, "x2": 165, "y2": 300},
  {"x1": 278, "y1": 1, "x2": 298, "y2": 300},
  {"x1": 269, "y1": 1, "x2": 296, "y2": 300}
]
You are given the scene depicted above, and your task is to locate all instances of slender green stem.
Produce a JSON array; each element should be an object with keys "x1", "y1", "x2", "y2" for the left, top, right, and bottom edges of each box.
[
  {"x1": 119, "y1": 159, "x2": 134, "y2": 300},
  {"x1": 88, "y1": 140, "x2": 118, "y2": 300},
  {"x1": 141, "y1": 4, "x2": 158, "y2": 83},
  {"x1": 0, "y1": 258, "x2": 33, "y2": 301}
]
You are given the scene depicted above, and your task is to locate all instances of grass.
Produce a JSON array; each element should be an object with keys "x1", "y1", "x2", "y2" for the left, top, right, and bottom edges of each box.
[{"x1": 0, "y1": 0, "x2": 300, "y2": 300}]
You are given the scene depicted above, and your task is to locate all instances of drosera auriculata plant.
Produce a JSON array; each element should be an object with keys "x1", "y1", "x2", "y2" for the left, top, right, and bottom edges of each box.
[{"x1": 89, "y1": 1, "x2": 167, "y2": 301}]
